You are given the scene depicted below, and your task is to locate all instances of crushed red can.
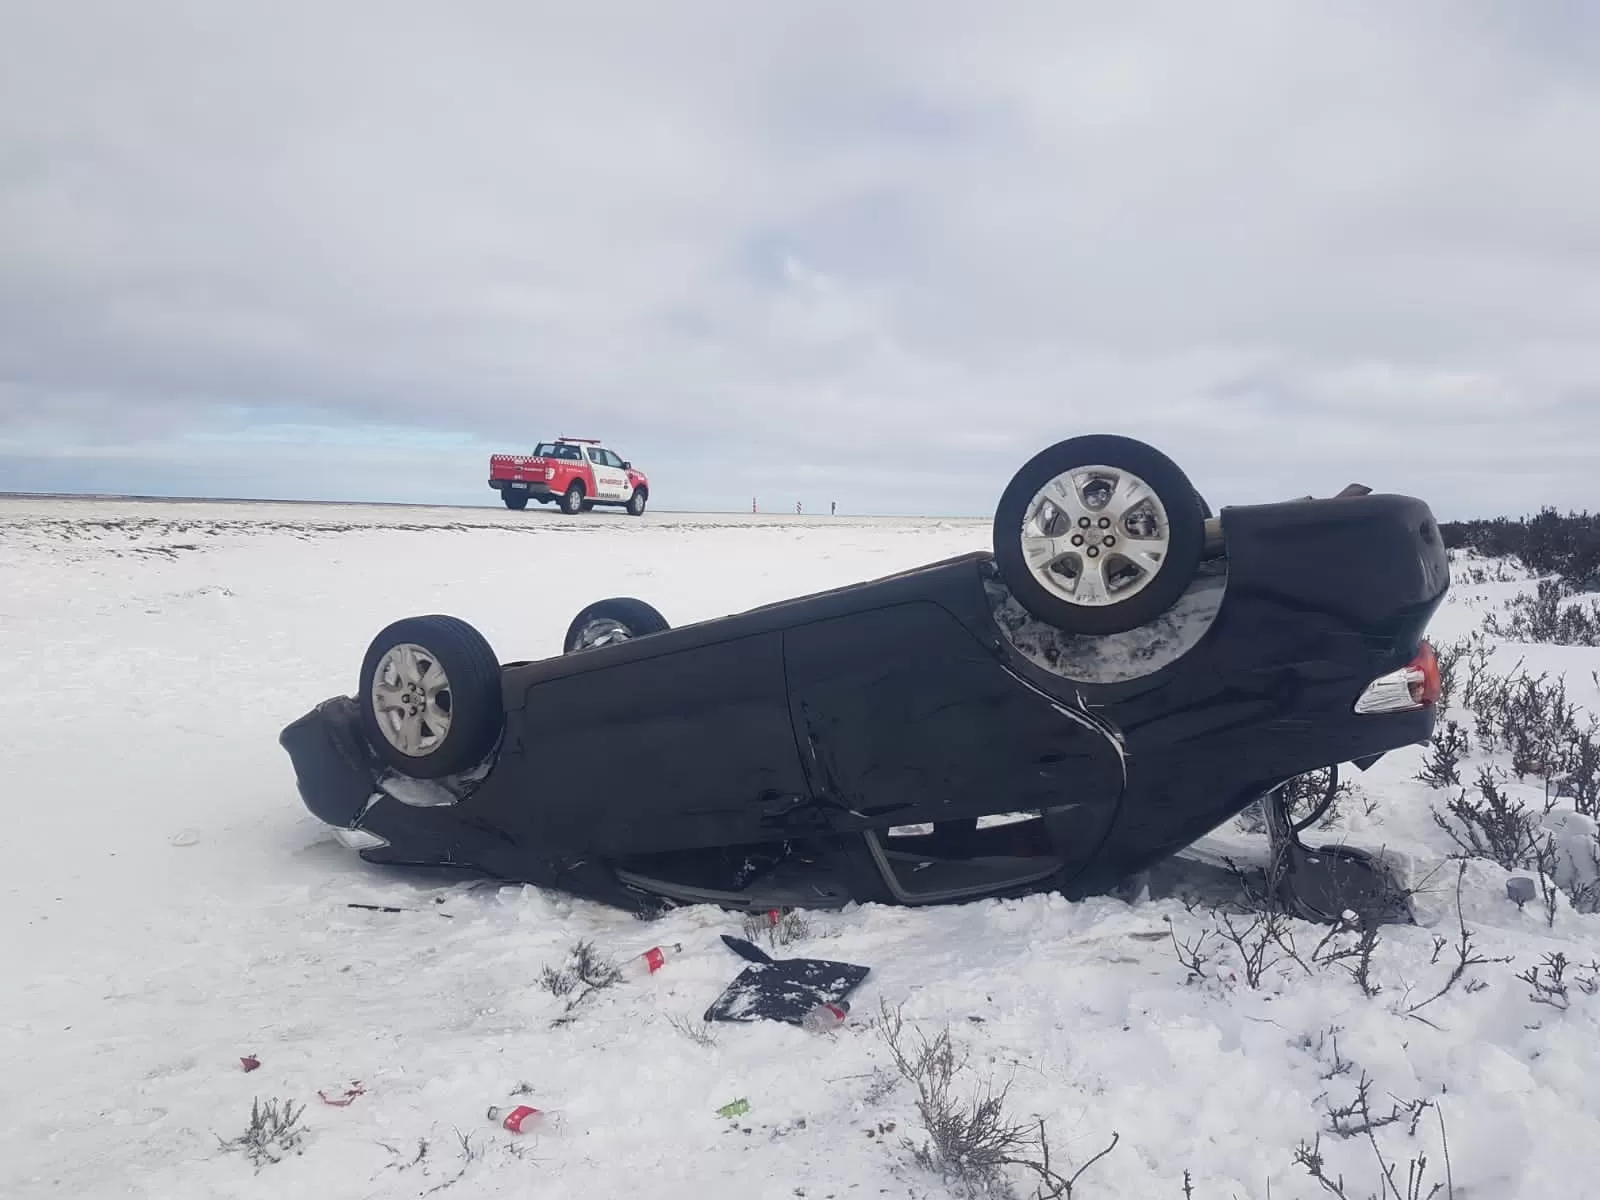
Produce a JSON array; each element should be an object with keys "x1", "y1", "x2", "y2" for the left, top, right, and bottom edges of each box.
[{"x1": 487, "y1": 1103, "x2": 554, "y2": 1133}]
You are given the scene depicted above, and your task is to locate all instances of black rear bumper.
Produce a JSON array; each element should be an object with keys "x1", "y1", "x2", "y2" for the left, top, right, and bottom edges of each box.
[
  {"x1": 489, "y1": 479, "x2": 556, "y2": 500},
  {"x1": 279, "y1": 697, "x2": 380, "y2": 829}
]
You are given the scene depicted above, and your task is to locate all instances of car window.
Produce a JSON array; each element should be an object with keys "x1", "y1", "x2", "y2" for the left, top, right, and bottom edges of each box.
[
  {"x1": 557, "y1": 444, "x2": 581, "y2": 460},
  {"x1": 603, "y1": 450, "x2": 623, "y2": 468}
]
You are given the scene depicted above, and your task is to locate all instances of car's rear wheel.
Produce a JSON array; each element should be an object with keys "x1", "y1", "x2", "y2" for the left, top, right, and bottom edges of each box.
[
  {"x1": 563, "y1": 597, "x2": 670, "y2": 653},
  {"x1": 357, "y1": 615, "x2": 504, "y2": 778},
  {"x1": 501, "y1": 490, "x2": 529, "y2": 510},
  {"x1": 561, "y1": 482, "x2": 585, "y2": 514},
  {"x1": 992, "y1": 434, "x2": 1206, "y2": 635}
]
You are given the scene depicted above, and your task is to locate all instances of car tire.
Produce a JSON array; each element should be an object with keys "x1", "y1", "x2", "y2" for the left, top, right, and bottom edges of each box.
[
  {"x1": 626, "y1": 488, "x2": 647, "y2": 516},
  {"x1": 502, "y1": 491, "x2": 529, "y2": 511},
  {"x1": 992, "y1": 434, "x2": 1206, "y2": 636},
  {"x1": 357, "y1": 614, "x2": 504, "y2": 779},
  {"x1": 563, "y1": 597, "x2": 670, "y2": 653},
  {"x1": 561, "y1": 483, "x2": 585, "y2": 514}
]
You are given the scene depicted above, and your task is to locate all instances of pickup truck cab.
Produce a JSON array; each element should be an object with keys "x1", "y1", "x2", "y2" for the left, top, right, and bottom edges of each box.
[{"x1": 488, "y1": 437, "x2": 650, "y2": 515}]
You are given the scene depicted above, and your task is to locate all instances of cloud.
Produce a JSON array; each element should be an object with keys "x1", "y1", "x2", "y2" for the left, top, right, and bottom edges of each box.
[{"x1": 2, "y1": 0, "x2": 1598, "y2": 516}]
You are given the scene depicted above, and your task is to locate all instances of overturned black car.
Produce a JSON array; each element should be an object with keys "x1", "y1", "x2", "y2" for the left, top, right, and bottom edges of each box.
[{"x1": 281, "y1": 434, "x2": 1449, "y2": 924}]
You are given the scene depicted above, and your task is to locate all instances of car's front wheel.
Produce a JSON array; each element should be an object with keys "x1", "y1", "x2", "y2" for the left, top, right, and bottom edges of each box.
[
  {"x1": 992, "y1": 434, "x2": 1206, "y2": 636},
  {"x1": 626, "y1": 488, "x2": 647, "y2": 516},
  {"x1": 563, "y1": 597, "x2": 670, "y2": 653},
  {"x1": 357, "y1": 615, "x2": 504, "y2": 778}
]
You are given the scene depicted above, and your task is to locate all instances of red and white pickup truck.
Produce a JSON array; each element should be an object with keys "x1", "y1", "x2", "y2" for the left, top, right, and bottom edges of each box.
[{"x1": 488, "y1": 437, "x2": 651, "y2": 516}]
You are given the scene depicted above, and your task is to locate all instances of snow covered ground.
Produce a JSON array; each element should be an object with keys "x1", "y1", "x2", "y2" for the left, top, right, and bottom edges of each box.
[{"x1": 3, "y1": 499, "x2": 1598, "y2": 1200}]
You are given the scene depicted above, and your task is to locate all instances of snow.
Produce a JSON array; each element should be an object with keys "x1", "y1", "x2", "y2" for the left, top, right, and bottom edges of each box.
[
  {"x1": 3, "y1": 499, "x2": 1599, "y2": 1199},
  {"x1": 987, "y1": 560, "x2": 1227, "y2": 685}
]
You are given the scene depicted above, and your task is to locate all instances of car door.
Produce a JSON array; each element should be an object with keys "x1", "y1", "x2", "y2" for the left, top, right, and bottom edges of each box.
[
  {"x1": 586, "y1": 448, "x2": 629, "y2": 500},
  {"x1": 603, "y1": 450, "x2": 633, "y2": 499},
  {"x1": 504, "y1": 630, "x2": 813, "y2": 856},
  {"x1": 781, "y1": 600, "x2": 1127, "y2": 835}
]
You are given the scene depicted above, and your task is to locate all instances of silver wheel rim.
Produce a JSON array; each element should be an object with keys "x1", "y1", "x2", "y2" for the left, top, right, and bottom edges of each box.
[
  {"x1": 370, "y1": 642, "x2": 454, "y2": 757},
  {"x1": 1019, "y1": 463, "x2": 1170, "y2": 607},
  {"x1": 575, "y1": 618, "x2": 631, "y2": 649}
]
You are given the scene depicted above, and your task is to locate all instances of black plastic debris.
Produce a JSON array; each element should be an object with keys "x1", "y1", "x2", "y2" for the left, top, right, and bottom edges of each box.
[
  {"x1": 704, "y1": 935, "x2": 870, "y2": 1025},
  {"x1": 345, "y1": 902, "x2": 454, "y2": 919},
  {"x1": 1259, "y1": 778, "x2": 1415, "y2": 926},
  {"x1": 1506, "y1": 876, "x2": 1537, "y2": 906}
]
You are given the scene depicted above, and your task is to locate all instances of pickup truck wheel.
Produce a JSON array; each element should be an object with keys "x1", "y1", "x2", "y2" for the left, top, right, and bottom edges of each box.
[
  {"x1": 501, "y1": 491, "x2": 529, "y2": 511},
  {"x1": 626, "y1": 488, "x2": 647, "y2": 516},
  {"x1": 358, "y1": 615, "x2": 504, "y2": 778},
  {"x1": 992, "y1": 434, "x2": 1206, "y2": 636},
  {"x1": 561, "y1": 483, "x2": 586, "y2": 514},
  {"x1": 563, "y1": 598, "x2": 670, "y2": 653}
]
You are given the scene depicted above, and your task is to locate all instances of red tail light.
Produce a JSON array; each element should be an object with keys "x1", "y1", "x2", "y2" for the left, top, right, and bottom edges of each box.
[
  {"x1": 1412, "y1": 641, "x2": 1441, "y2": 706},
  {"x1": 1354, "y1": 640, "x2": 1440, "y2": 714}
]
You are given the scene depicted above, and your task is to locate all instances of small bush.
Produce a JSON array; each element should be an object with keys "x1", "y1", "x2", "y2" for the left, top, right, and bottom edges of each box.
[
  {"x1": 1320, "y1": 1073, "x2": 1436, "y2": 1141},
  {"x1": 667, "y1": 1012, "x2": 720, "y2": 1047},
  {"x1": 740, "y1": 907, "x2": 812, "y2": 948},
  {"x1": 1448, "y1": 652, "x2": 1600, "y2": 818},
  {"x1": 1517, "y1": 951, "x2": 1600, "y2": 1012},
  {"x1": 872, "y1": 999, "x2": 1119, "y2": 1198},
  {"x1": 1551, "y1": 729, "x2": 1600, "y2": 820},
  {"x1": 1433, "y1": 640, "x2": 1464, "y2": 715},
  {"x1": 1431, "y1": 767, "x2": 1549, "y2": 872},
  {"x1": 1434, "y1": 630, "x2": 1494, "y2": 716},
  {"x1": 1466, "y1": 667, "x2": 1589, "y2": 783},
  {"x1": 1403, "y1": 863, "x2": 1512, "y2": 1024},
  {"x1": 1483, "y1": 578, "x2": 1600, "y2": 647},
  {"x1": 540, "y1": 939, "x2": 622, "y2": 1024},
  {"x1": 1417, "y1": 721, "x2": 1470, "y2": 789},
  {"x1": 1449, "y1": 556, "x2": 1513, "y2": 588},
  {"x1": 217, "y1": 1097, "x2": 307, "y2": 1172},
  {"x1": 1165, "y1": 881, "x2": 1386, "y2": 998},
  {"x1": 1453, "y1": 633, "x2": 1496, "y2": 715},
  {"x1": 1293, "y1": 1106, "x2": 1453, "y2": 1200}
]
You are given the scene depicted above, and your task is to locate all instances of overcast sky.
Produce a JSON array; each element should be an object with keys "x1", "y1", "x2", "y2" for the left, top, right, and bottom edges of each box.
[{"x1": 2, "y1": 1, "x2": 1598, "y2": 517}]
